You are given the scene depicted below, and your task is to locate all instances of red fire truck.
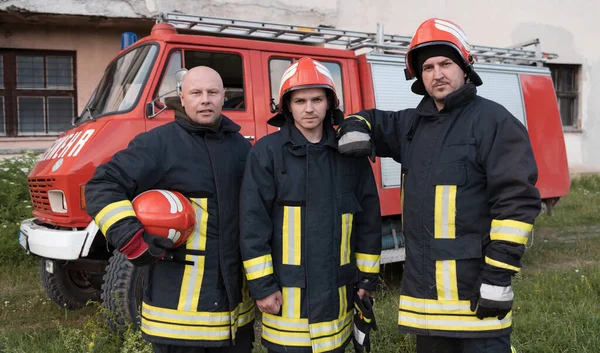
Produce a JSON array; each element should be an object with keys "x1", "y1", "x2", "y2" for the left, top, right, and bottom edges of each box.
[{"x1": 18, "y1": 13, "x2": 570, "y2": 328}]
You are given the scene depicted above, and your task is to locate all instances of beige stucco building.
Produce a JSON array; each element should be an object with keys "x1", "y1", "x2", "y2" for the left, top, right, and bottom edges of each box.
[{"x1": 1, "y1": 0, "x2": 598, "y2": 172}]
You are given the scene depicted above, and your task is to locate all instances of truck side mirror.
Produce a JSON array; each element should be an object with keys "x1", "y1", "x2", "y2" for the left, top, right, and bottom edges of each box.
[{"x1": 146, "y1": 99, "x2": 167, "y2": 119}]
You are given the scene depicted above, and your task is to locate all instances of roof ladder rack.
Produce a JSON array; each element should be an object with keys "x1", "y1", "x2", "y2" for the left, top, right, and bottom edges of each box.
[{"x1": 157, "y1": 13, "x2": 558, "y2": 65}]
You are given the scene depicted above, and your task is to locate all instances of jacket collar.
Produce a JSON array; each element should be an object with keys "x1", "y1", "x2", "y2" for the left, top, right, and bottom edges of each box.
[
  {"x1": 416, "y1": 82, "x2": 477, "y2": 117},
  {"x1": 280, "y1": 121, "x2": 338, "y2": 151}
]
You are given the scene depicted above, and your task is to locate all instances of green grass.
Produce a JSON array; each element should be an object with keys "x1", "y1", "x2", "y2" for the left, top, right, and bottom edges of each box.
[
  {"x1": 1, "y1": 155, "x2": 599, "y2": 353},
  {"x1": 534, "y1": 175, "x2": 600, "y2": 230}
]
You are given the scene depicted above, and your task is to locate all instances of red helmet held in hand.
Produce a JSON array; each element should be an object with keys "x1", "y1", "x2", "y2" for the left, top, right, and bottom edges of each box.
[{"x1": 132, "y1": 190, "x2": 196, "y2": 248}]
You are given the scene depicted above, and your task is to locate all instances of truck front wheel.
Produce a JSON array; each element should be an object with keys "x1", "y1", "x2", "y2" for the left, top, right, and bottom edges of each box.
[
  {"x1": 101, "y1": 250, "x2": 144, "y2": 333},
  {"x1": 40, "y1": 258, "x2": 103, "y2": 310}
]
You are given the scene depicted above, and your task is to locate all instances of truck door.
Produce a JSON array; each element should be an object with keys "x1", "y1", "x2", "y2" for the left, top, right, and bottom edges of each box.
[{"x1": 145, "y1": 45, "x2": 256, "y2": 141}]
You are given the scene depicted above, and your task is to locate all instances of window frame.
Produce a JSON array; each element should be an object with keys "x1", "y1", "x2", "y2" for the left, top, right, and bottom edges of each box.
[
  {"x1": 153, "y1": 48, "x2": 248, "y2": 112},
  {"x1": 547, "y1": 63, "x2": 581, "y2": 131},
  {"x1": 0, "y1": 49, "x2": 77, "y2": 137}
]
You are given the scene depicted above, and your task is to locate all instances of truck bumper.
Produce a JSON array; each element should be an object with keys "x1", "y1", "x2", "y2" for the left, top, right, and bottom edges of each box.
[
  {"x1": 18, "y1": 218, "x2": 99, "y2": 260},
  {"x1": 380, "y1": 248, "x2": 405, "y2": 264}
]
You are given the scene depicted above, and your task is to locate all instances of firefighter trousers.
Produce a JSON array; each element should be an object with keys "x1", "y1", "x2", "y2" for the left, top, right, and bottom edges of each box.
[
  {"x1": 152, "y1": 326, "x2": 254, "y2": 353},
  {"x1": 416, "y1": 334, "x2": 512, "y2": 353}
]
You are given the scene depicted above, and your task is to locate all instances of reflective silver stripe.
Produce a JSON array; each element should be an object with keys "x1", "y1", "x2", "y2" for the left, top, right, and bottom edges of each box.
[
  {"x1": 141, "y1": 321, "x2": 230, "y2": 338},
  {"x1": 400, "y1": 313, "x2": 512, "y2": 328},
  {"x1": 96, "y1": 204, "x2": 133, "y2": 231},
  {"x1": 238, "y1": 310, "x2": 255, "y2": 327},
  {"x1": 309, "y1": 311, "x2": 353, "y2": 337},
  {"x1": 286, "y1": 288, "x2": 296, "y2": 318},
  {"x1": 245, "y1": 260, "x2": 273, "y2": 276},
  {"x1": 343, "y1": 214, "x2": 350, "y2": 263},
  {"x1": 399, "y1": 297, "x2": 471, "y2": 312},
  {"x1": 356, "y1": 257, "x2": 380, "y2": 269},
  {"x1": 183, "y1": 255, "x2": 201, "y2": 311},
  {"x1": 192, "y1": 199, "x2": 204, "y2": 250},
  {"x1": 262, "y1": 315, "x2": 309, "y2": 330},
  {"x1": 142, "y1": 304, "x2": 229, "y2": 324},
  {"x1": 491, "y1": 226, "x2": 531, "y2": 239},
  {"x1": 441, "y1": 185, "x2": 450, "y2": 239},
  {"x1": 480, "y1": 283, "x2": 514, "y2": 302},
  {"x1": 288, "y1": 207, "x2": 296, "y2": 263},
  {"x1": 442, "y1": 260, "x2": 452, "y2": 300},
  {"x1": 312, "y1": 321, "x2": 352, "y2": 352},
  {"x1": 262, "y1": 327, "x2": 311, "y2": 344}
]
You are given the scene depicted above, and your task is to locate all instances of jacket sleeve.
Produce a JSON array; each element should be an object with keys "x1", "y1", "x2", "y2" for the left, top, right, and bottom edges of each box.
[
  {"x1": 479, "y1": 114, "x2": 542, "y2": 286},
  {"x1": 85, "y1": 132, "x2": 165, "y2": 250},
  {"x1": 239, "y1": 144, "x2": 280, "y2": 300},
  {"x1": 353, "y1": 157, "x2": 382, "y2": 292},
  {"x1": 348, "y1": 109, "x2": 409, "y2": 161}
]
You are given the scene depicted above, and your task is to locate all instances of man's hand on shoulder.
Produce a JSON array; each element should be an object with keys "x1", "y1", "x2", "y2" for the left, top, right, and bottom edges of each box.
[{"x1": 336, "y1": 115, "x2": 375, "y2": 161}]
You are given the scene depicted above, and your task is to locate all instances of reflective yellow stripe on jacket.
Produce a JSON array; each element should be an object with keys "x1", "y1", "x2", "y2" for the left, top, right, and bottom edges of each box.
[
  {"x1": 398, "y1": 295, "x2": 512, "y2": 332},
  {"x1": 261, "y1": 310, "x2": 353, "y2": 353},
  {"x1": 142, "y1": 297, "x2": 255, "y2": 341},
  {"x1": 356, "y1": 253, "x2": 380, "y2": 274},
  {"x1": 243, "y1": 254, "x2": 273, "y2": 280},
  {"x1": 282, "y1": 206, "x2": 301, "y2": 265},
  {"x1": 95, "y1": 200, "x2": 136, "y2": 235},
  {"x1": 178, "y1": 198, "x2": 209, "y2": 312},
  {"x1": 434, "y1": 185, "x2": 458, "y2": 301},
  {"x1": 490, "y1": 219, "x2": 533, "y2": 245},
  {"x1": 340, "y1": 213, "x2": 353, "y2": 265},
  {"x1": 141, "y1": 302, "x2": 231, "y2": 341}
]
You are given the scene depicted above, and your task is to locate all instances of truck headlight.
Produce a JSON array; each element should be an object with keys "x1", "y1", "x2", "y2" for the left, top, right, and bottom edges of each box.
[{"x1": 48, "y1": 190, "x2": 68, "y2": 213}]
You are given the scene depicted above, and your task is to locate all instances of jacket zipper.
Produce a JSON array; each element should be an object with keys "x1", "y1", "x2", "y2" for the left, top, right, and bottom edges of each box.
[
  {"x1": 204, "y1": 134, "x2": 234, "y2": 345},
  {"x1": 303, "y1": 144, "x2": 311, "y2": 340}
]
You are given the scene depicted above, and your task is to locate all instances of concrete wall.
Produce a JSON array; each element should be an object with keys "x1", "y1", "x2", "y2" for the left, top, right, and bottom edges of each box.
[{"x1": 1, "y1": 0, "x2": 598, "y2": 171}]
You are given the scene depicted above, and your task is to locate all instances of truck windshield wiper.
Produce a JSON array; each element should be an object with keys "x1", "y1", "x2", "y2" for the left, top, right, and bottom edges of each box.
[{"x1": 85, "y1": 106, "x2": 97, "y2": 122}]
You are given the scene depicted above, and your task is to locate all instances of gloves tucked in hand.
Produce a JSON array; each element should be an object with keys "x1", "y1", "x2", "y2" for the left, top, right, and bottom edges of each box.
[
  {"x1": 336, "y1": 116, "x2": 375, "y2": 162},
  {"x1": 119, "y1": 229, "x2": 174, "y2": 267},
  {"x1": 352, "y1": 291, "x2": 377, "y2": 353},
  {"x1": 470, "y1": 281, "x2": 513, "y2": 320}
]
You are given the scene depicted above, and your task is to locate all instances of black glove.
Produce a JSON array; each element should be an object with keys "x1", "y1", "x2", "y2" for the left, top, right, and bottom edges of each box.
[
  {"x1": 470, "y1": 279, "x2": 513, "y2": 320},
  {"x1": 336, "y1": 116, "x2": 376, "y2": 162},
  {"x1": 352, "y1": 291, "x2": 377, "y2": 353},
  {"x1": 120, "y1": 229, "x2": 174, "y2": 267}
]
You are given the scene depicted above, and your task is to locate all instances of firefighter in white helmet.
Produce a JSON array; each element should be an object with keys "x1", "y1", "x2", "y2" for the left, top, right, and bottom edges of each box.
[
  {"x1": 336, "y1": 18, "x2": 541, "y2": 353},
  {"x1": 86, "y1": 66, "x2": 255, "y2": 352},
  {"x1": 240, "y1": 57, "x2": 382, "y2": 353}
]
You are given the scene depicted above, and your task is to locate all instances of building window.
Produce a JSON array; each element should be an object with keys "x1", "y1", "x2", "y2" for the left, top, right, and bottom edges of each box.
[
  {"x1": 0, "y1": 49, "x2": 77, "y2": 137},
  {"x1": 547, "y1": 64, "x2": 580, "y2": 129}
]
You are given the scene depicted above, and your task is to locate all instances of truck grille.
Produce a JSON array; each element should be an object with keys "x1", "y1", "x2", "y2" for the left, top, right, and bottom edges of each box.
[{"x1": 28, "y1": 177, "x2": 56, "y2": 212}]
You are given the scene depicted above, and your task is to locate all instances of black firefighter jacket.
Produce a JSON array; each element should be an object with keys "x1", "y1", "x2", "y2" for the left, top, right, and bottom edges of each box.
[
  {"x1": 350, "y1": 83, "x2": 541, "y2": 338},
  {"x1": 85, "y1": 105, "x2": 254, "y2": 347},
  {"x1": 240, "y1": 122, "x2": 382, "y2": 353}
]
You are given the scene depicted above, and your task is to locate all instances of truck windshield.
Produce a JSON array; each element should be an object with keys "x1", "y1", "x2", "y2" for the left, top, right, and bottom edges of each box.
[{"x1": 75, "y1": 44, "x2": 158, "y2": 125}]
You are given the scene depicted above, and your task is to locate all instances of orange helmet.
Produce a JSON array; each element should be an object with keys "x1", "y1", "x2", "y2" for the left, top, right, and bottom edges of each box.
[
  {"x1": 405, "y1": 18, "x2": 482, "y2": 94},
  {"x1": 268, "y1": 57, "x2": 343, "y2": 127},
  {"x1": 132, "y1": 190, "x2": 196, "y2": 248}
]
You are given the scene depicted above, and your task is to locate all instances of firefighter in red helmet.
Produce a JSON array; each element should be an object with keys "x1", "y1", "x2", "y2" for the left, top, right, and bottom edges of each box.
[
  {"x1": 337, "y1": 18, "x2": 541, "y2": 353},
  {"x1": 85, "y1": 66, "x2": 255, "y2": 352},
  {"x1": 240, "y1": 57, "x2": 382, "y2": 353}
]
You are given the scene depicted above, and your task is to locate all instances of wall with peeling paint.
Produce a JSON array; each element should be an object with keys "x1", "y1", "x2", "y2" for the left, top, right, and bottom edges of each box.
[{"x1": 0, "y1": 0, "x2": 598, "y2": 172}]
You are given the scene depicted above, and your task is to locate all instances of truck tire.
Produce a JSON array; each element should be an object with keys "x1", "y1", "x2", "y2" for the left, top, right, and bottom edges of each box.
[
  {"x1": 101, "y1": 250, "x2": 144, "y2": 333},
  {"x1": 40, "y1": 258, "x2": 102, "y2": 310}
]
